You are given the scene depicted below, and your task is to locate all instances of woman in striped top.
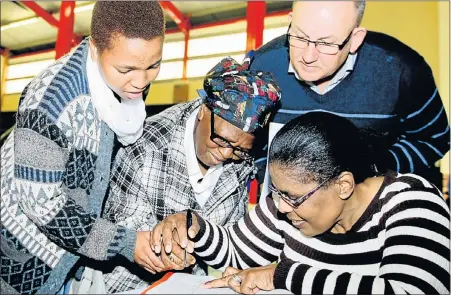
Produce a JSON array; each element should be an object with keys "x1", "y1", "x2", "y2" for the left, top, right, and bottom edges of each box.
[{"x1": 151, "y1": 112, "x2": 450, "y2": 294}]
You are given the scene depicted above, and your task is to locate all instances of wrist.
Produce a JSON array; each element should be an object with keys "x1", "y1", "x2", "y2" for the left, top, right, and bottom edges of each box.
[
  {"x1": 273, "y1": 260, "x2": 295, "y2": 290},
  {"x1": 190, "y1": 211, "x2": 204, "y2": 243},
  {"x1": 120, "y1": 227, "x2": 137, "y2": 262}
]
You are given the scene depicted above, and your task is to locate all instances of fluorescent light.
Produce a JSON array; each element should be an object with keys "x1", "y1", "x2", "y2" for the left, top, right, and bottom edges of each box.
[
  {"x1": 187, "y1": 54, "x2": 245, "y2": 78},
  {"x1": 7, "y1": 59, "x2": 54, "y2": 80},
  {"x1": 155, "y1": 61, "x2": 184, "y2": 81},
  {"x1": 263, "y1": 27, "x2": 287, "y2": 44},
  {"x1": 1, "y1": 3, "x2": 94, "y2": 32},
  {"x1": 74, "y1": 3, "x2": 95, "y2": 13},
  {"x1": 162, "y1": 41, "x2": 185, "y2": 61},
  {"x1": 5, "y1": 78, "x2": 33, "y2": 94},
  {"x1": 1, "y1": 17, "x2": 39, "y2": 31},
  {"x1": 188, "y1": 33, "x2": 246, "y2": 57}
]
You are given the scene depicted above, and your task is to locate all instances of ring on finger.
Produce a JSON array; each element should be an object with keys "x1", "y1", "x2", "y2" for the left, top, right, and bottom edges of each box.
[{"x1": 231, "y1": 274, "x2": 242, "y2": 285}]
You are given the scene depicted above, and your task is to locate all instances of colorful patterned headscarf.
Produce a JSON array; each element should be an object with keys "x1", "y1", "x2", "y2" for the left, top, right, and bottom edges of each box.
[{"x1": 197, "y1": 56, "x2": 281, "y2": 134}]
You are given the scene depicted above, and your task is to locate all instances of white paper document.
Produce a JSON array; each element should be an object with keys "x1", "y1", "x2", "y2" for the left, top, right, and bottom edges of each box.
[{"x1": 117, "y1": 273, "x2": 292, "y2": 294}]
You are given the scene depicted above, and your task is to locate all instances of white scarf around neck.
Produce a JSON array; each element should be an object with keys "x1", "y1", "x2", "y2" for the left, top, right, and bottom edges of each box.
[{"x1": 86, "y1": 48, "x2": 146, "y2": 146}]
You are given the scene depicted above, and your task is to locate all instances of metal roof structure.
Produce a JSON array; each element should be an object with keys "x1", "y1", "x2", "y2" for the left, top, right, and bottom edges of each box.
[{"x1": 1, "y1": 1, "x2": 292, "y2": 56}]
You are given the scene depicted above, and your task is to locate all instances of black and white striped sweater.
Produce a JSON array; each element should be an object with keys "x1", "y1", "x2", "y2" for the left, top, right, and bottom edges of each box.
[{"x1": 192, "y1": 171, "x2": 450, "y2": 294}]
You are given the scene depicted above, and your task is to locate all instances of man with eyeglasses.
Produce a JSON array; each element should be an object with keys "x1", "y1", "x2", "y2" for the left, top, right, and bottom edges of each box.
[
  {"x1": 248, "y1": 0, "x2": 449, "y2": 190},
  {"x1": 100, "y1": 57, "x2": 281, "y2": 293}
]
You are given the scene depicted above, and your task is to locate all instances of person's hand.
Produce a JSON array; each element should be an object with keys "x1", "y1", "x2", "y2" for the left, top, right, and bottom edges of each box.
[
  {"x1": 151, "y1": 212, "x2": 199, "y2": 256},
  {"x1": 159, "y1": 231, "x2": 196, "y2": 271},
  {"x1": 134, "y1": 231, "x2": 166, "y2": 274},
  {"x1": 202, "y1": 265, "x2": 277, "y2": 294}
]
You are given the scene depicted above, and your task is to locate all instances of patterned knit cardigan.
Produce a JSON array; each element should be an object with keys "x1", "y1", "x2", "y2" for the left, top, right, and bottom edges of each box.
[{"x1": 0, "y1": 39, "x2": 136, "y2": 295}]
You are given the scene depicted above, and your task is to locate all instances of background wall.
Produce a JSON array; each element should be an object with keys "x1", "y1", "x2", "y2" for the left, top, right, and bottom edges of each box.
[
  {"x1": 438, "y1": 1, "x2": 450, "y2": 175},
  {"x1": 362, "y1": 1, "x2": 450, "y2": 174}
]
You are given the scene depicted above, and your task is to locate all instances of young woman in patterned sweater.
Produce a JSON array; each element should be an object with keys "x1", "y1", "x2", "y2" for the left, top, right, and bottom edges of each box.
[
  {"x1": 0, "y1": 2, "x2": 167, "y2": 294},
  {"x1": 152, "y1": 112, "x2": 450, "y2": 294}
]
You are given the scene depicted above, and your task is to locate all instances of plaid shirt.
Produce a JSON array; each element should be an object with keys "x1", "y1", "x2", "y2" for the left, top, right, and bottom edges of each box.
[{"x1": 102, "y1": 98, "x2": 255, "y2": 293}]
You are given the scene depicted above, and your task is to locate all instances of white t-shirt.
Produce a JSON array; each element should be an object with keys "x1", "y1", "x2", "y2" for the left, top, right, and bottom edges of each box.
[{"x1": 184, "y1": 107, "x2": 224, "y2": 208}]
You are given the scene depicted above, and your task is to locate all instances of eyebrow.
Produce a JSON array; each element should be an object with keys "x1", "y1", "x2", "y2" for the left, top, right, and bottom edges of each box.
[
  {"x1": 292, "y1": 25, "x2": 309, "y2": 38},
  {"x1": 214, "y1": 127, "x2": 238, "y2": 144},
  {"x1": 272, "y1": 185, "x2": 299, "y2": 200},
  {"x1": 215, "y1": 127, "x2": 253, "y2": 151},
  {"x1": 118, "y1": 58, "x2": 162, "y2": 70},
  {"x1": 293, "y1": 26, "x2": 336, "y2": 41}
]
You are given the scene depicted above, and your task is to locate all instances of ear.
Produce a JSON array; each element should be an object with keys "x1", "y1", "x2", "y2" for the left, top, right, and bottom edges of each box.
[
  {"x1": 335, "y1": 172, "x2": 355, "y2": 200},
  {"x1": 349, "y1": 27, "x2": 367, "y2": 54},
  {"x1": 88, "y1": 37, "x2": 99, "y2": 62}
]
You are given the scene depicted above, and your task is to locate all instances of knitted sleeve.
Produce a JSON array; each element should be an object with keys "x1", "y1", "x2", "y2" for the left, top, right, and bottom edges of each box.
[
  {"x1": 377, "y1": 57, "x2": 450, "y2": 173},
  {"x1": 274, "y1": 187, "x2": 450, "y2": 294},
  {"x1": 13, "y1": 103, "x2": 136, "y2": 262},
  {"x1": 192, "y1": 196, "x2": 284, "y2": 271}
]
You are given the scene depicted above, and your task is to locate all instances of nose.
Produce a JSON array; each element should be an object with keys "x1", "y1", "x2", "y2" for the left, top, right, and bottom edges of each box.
[
  {"x1": 218, "y1": 146, "x2": 234, "y2": 160},
  {"x1": 131, "y1": 71, "x2": 149, "y2": 90},
  {"x1": 277, "y1": 196, "x2": 294, "y2": 214},
  {"x1": 302, "y1": 43, "x2": 319, "y2": 64}
]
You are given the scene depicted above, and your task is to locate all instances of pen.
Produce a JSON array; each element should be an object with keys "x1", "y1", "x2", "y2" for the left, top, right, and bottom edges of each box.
[{"x1": 184, "y1": 209, "x2": 192, "y2": 267}]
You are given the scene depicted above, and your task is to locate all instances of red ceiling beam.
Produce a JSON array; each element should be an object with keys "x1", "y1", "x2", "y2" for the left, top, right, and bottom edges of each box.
[
  {"x1": 21, "y1": 1, "x2": 60, "y2": 28},
  {"x1": 246, "y1": 1, "x2": 266, "y2": 51},
  {"x1": 182, "y1": 31, "x2": 189, "y2": 80},
  {"x1": 10, "y1": 8, "x2": 292, "y2": 60},
  {"x1": 20, "y1": 1, "x2": 80, "y2": 47},
  {"x1": 159, "y1": 1, "x2": 191, "y2": 34},
  {"x1": 55, "y1": 1, "x2": 75, "y2": 59},
  {"x1": 165, "y1": 9, "x2": 290, "y2": 35},
  {"x1": 0, "y1": 47, "x2": 9, "y2": 56}
]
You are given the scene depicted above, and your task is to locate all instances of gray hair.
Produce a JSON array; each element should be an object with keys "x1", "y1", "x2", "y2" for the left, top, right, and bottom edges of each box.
[{"x1": 354, "y1": 0, "x2": 366, "y2": 26}]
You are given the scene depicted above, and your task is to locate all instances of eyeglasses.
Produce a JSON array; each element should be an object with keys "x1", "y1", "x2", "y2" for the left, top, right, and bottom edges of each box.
[
  {"x1": 286, "y1": 24, "x2": 353, "y2": 55},
  {"x1": 269, "y1": 178, "x2": 331, "y2": 209},
  {"x1": 210, "y1": 112, "x2": 252, "y2": 161}
]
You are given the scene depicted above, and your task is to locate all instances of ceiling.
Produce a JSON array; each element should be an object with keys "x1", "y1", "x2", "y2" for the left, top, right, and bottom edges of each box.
[{"x1": 0, "y1": 1, "x2": 292, "y2": 56}]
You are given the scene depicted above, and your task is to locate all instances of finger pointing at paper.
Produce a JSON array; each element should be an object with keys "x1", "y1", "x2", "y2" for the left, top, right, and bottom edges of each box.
[{"x1": 202, "y1": 265, "x2": 277, "y2": 295}]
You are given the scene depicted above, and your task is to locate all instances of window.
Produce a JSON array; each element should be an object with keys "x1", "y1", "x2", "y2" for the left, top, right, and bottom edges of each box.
[
  {"x1": 155, "y1": 61, "x2": 184, "y2": 81},
  {"x1": 4, "y1": 78, "x2": 33, "y2": 94},
  {"x1": 263, "y1": 27, "x2": 287, "y2": 44},
  {"x1": 7, "y1": 59, "x2": 54, "y2": 80},
  {"x1": 188, "y1": 33, "x2": 246, "y2": 57},
  {"x1": 187, "y1": 54, "x2": 245, "y2": 78},
  {"x1": 162, "y1": 41, "x2": 185, "y2": 61}
]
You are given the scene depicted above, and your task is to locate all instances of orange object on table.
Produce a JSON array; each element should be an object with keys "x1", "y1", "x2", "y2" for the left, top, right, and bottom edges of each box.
[{"x1": 140, "y1": 272, "x2": 174, "y2": 294}]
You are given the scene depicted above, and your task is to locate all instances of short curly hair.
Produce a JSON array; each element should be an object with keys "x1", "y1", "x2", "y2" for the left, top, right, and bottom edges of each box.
[{"x1": 91, "y1": 1, "x2": 165, "y2": 53}]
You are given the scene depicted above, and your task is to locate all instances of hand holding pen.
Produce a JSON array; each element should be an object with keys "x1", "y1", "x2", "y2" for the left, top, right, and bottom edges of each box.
[{"x1": 151, "y1": 210, "x2": 199, "y2": 268}]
